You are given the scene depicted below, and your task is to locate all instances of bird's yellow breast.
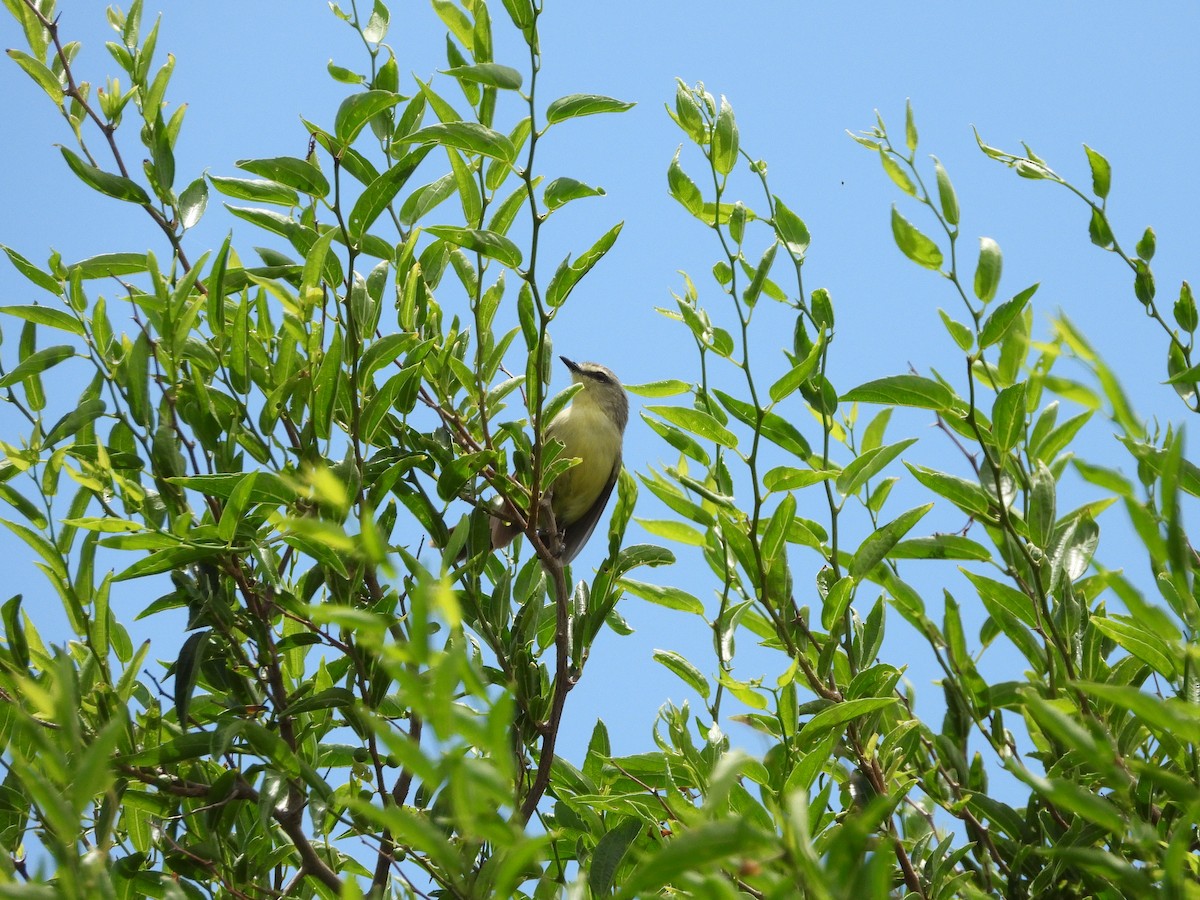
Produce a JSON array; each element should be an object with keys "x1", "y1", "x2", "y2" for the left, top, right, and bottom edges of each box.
[{"x1": 545, "y1": 397, "x2": 622, "y2": 526}]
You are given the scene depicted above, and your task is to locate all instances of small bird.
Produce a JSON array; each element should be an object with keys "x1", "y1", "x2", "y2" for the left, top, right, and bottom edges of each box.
[{"x1": 491, "y1": 357, "x2": 628, "y2": 564}]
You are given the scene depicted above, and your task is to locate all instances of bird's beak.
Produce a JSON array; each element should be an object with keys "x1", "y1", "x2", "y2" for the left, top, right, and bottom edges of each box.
[{"x1": 560, "y1": 356, "x2": 580, "y2": 373}]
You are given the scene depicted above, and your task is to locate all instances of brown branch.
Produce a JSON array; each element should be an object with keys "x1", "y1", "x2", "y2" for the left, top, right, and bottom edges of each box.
[
  {"x1": 518, "y1": 551, "x2": 572, "y2": 822},
  {"x1": 371, "y1": 713, "x2": 424, "y2": 891},
  {"x1": 121, "y1": 764, "x2": 342, "y2": 892},
  {"x1": 22, "y1": 1, "x2": 194, "y2": 271}
]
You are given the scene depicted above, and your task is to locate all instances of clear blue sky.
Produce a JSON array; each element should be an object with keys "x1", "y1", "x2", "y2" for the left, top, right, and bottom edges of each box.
[{"x1": 2, "y1": 1, "x2": 1198, "y2": 782}]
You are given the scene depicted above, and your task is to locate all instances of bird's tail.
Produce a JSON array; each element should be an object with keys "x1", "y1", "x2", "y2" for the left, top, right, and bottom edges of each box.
[{"x1": 489, "y1": 508, "x2": 523, "y2": 550}]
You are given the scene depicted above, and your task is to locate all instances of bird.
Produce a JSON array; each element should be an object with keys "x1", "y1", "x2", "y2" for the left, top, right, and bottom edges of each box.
[{"x1": 490, "y1": 357, "x2": 628, "y2": 564}]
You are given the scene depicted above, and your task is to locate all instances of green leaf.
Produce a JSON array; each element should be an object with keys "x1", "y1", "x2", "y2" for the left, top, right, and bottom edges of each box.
[
  {"x1": 0, "y1": 484, "x2": 47, "y2": 528},
  {"x1": 636, "y1": 518, "x2": 706, "y2": 546},
  {"x1": 208, "y1": 175, "x2": 299, "y2": 206},
  {"x1": 334, "y1": 90, "x2": 401, "y2": 145},
  {"x1": 1174, "y1": 281, "x2": 1197, "y2": 333},
  {"x1": 979, "y1": 284, "x2": 1037, "y2": 348},
  {"x1": 487, "y1": 183, "x2": 529, "y2": 237},
  {"x1": 216, "y1": 472, "x2": 261, "y2": 542},
  {"x1": 1083, "y1": 144, "x2": 1111, "y2": 199},
  {"x1": 728, "y1": 200, "x2": 748, "y2": 246},
  {"x1": 498, "y1": 0, "x2": 533, "y2": 32},
  {"x1": 120, "y1": 330, "x2": 151, "y2": 427},
  {"x1": 1053, "y1": 512, "x2": 1098, "y2": 582},
  {"x1": 174, "y1": 630, "x2": 209, "y2": 726},
  {"x1": 904, "y1": 99, "x2": 918, "y2": 152},
  {"x1": 861, "y1": 408, "x2": 893, "y2": 453},
  {"x1": 1136, "y1": 226, "x2": 1156, "y2": 262},
  {"x1": 60, "y1": 147, "x2": 151, "y2": 204},
  {"x1": 618, "y1": 578, "x2": 703, "y2": 614},
  {"x1": 177, "y1": 177, "x2": 208, "y2": 230},
  {"x1": 974, "y1": 237, "x2": 1002, "y2": 303},
  {"x1": 443, "y1": 63, "x2": 522, "y2": 89},
  {"x1": 715, "y1": 388, "x2": 811, "y2": 458},
  {"x1": 836, "y1": 438, "x2": 917, "y2": 498},
  {"x1": 667, "y1": 148, "x2": 703, "y2": 217},
  {"x1": 761, "y1": 492, "x2": 795, "y2": 566},
  {"x1": 620, "y1": 819, "x2": 769, "y2": 899},
  {"x1": 890, "y1": 206, "x2": 942, "y2": 269},
  {"x1": 436, "y1": 450, "x2": 498, "y2": 503},
  {"x1": 670, "y1": 79, "x2": 705, "y2": 144},
  {"x1": 772, "y1": 196, "x2": 810, "y2": 256},
  {"x1": 762, "y1": 467, "x2": 835, "y2": 492},
  {"x1": 1, "y1": 595, "x2": 28, "y2": 669},
  {"x1": 842, "y1": 374, "x2": 954, "y2": 410},
  {"x1": 964, "y1": 576, "x2": 1039, "y2": 644},
  {"x1": 169, "y1": 472, "x2": 295, "y2": 505},
  {"x1": 625, "y1": 379, "x2": 689, "y2": 398},
  {"x1": 545, "y1": 93, "x2": 635, "y2": 125},
  {"x1": 905, "y1": 462, "x2": 992, "y2": 517},
  {"x1": 1090, "y1": 615, "x2": 1178, "y2": 679},
  {"x1": 849, "y1": 504, "x2": 932, "y2": 579},
  {"x1": 589, "y1": 818, "x2": 643, "y2": 897},
  {"x1": 652, "y1": 649, "x2": 710, "y2": 698},
  {"x1": 939, "y1": 309, "x2": 973, "y2": 351},
  {"x1": 1028, "y1": 461, "x2": 1055, "y2": 550},
  {"x1": 798, "y1": 697, "x2": 898, "y2": 741},
  {"x1": 399, "y1": 173, "x2": 456, "y2": 225},
  {"x1": 114, "y1": 545, "x2": 220, "y2": 581},
  {"x1": 62, "y1": 517, "x2": 146, "y2": 534},
  {"x1": 325, "y1": 61, "x2": 362, "y2": 87},
  {"x1": 1088, "y1": 207, "x2": 1114, "y2": 248},
  {"x1": 8, "y1": 49, "x2": 63, "y2": 103},
  {"x1": 402, "y1": 121, "x2": 515, "y2": 162},
  {"x1": 545, "y1": 222, "x2": 622, "y2": 307},
  {"x1": 889, "y1": 534, "x2": 992, "y2": 561},
  {"x1": 641, "y1": 416, "x2": 711, "y2": 466},
  {"x1": 991, "y1": 381, "x2": 1026, "y2": 455},
  {"x1": 645, "y1": 405, "x2": 737, "y2": 449},
  {"x1": 1134, "y1": 259, "x2": 1155, "y2": 306},
  {"x1": 742, "y1": 242, "x2": 777, "y2": 307},
  {"x1": 300, "y1": 227, "x2": 338, "y2": 298},
  {"x1": 43, "y1": 398, "x2": 105, "y2": 447},
  {"x1": 880, "y1": 150, "x2": 916, "y2": 196},
  {"x1": 451, "y1": 146, "x2": 482, "y2": 227},
  {"x1": 1, "y1": 245, "x2": 62, "y2": 296},
  {"x1": 932, "y1": 156, "x2": 959, "y2": 225},
  {"x1": 707, "y1": 95, "x2": 739, "y2": 175},
  {"x1": 362, "y1": 0, "x2": 390, "y2": 41},
  {"x1": 719, "y1": 674, "x2": 767, "y2": 710},
  {"x1": 821, "y1": 575, "x2": 856, "y2": 631},
  {"x1": 0, "y1": 345, "x2": 74, "y2": 388},
  {"x1": 1072, "y1": 681, "x2": 1200, "y2": 745},
  {"x1": 313, "y1": 329, "x2": 344, "y2": 441},
  {"x1": 0, "y1": 305, "x2": 83, "y2": 337},
  {"x1": 424, "y1": 226, "x2": 522, "y2": 268},
  {"x1": 543, "y1": 177, "x2": 604, "y2": 211},
  {"x1": 236, "y1": 156, "x2": 329, "y2": 197},
  {"x1": 69, "y1": 252, "x2": 149, "y2": 279}
]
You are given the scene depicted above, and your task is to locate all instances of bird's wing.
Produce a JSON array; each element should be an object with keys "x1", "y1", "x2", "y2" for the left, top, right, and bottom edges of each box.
[{"x1": 559, "y1": 456, "x2": 622, "y2": 565}]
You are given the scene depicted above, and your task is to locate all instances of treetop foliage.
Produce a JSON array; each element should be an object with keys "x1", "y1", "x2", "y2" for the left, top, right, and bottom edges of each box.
[{"x1": 1, "y1": 1, "x2": 1199, "y2": 898}]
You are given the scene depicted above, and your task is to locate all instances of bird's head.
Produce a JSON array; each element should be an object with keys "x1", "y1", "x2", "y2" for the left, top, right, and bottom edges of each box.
[{"x1": 561, "y1": 357, "x2": 628, "y2": 433}]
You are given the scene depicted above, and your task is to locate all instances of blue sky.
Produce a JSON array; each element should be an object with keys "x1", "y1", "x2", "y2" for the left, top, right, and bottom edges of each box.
[{"x1": 2, "y1": 1, "x2": 1199, "y2": 794}]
